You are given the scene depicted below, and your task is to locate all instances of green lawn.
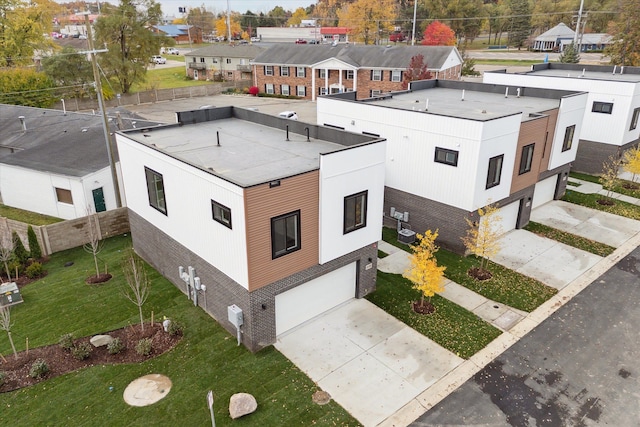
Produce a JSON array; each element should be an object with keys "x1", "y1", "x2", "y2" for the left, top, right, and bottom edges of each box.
[
  {"x1": 131, "y1": 65, "x2": 217, "y2": 92},
  {"x1": 563, "y1": 189, "x2": 640, "y2": 220},
  {"x1": 0, "y1": 235, "x2": 358, "y2": 427},
  {"x1": 0, "y1": 204, "x2": 63, "y2": 225},
  {"x1": 524, "y1": 221, "x2": 615, "y2": 257},
  {"x1": 367, "y1": 272, "x2": 502, "y2": 359},
  {"x1": 381, "y1": 227, "x2": 557, "y2": 312}
]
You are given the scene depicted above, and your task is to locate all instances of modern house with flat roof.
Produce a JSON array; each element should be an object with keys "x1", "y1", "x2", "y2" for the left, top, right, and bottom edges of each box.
[
  {"x1": 317, "y1": 80, "x2": 587, "y2": 252},
  {"x1": 251, "y1": 44, "x2": 462, "y2": 101},
  {"x1": 115, "y1": 107, "x2": 386, "y2": 351},
  {"x1": 484, "y1": 63, "x2": 640, "y2": 174}
]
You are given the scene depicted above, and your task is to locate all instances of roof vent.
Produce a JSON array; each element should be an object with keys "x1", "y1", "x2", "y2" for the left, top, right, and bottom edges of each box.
[
  {"x1": 18, "y1": 116, "x2": 26, "y2": 132},
  {"x1": 82, "y1": 128, "x2": 88, "y2": 132}
]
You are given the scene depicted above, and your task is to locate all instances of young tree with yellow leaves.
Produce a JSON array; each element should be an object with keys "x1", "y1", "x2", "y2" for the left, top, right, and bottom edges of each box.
[
  {"x1": 337, "y1": 0, "x2": 397, "y2": 45},
  {"x1": 600, "y1": 153, "x2": 623, "y2": 203},
  {"x1": 287, "y1": 7, "x2": 308, "y2": 26},
  {"x1": 405, "y1": 230, "x2": 446, "y2": 313},
  {"x1": 215, "y1": 13, "x2": 242, "y2": 40},
  {"x1": 461, "y1": 203, "x2": 502, "y2": 277},
  {"x1": 623, "y1": 146, "x2": 640, "y2": 185}
]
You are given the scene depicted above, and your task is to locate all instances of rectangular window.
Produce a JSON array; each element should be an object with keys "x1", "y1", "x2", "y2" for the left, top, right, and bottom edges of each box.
[
  {"x1": 344, "y1": 191, "x2": 368, "y2": 234},
  {"x1": 319, "y1": 87, "x2": 327, "y2": 95},
  {"x1": 264, "y1": 65, "x2": 274, "y2": 76},
  {"x1": 371, "y1": 70, "x2": 382, "y2": 81},
  {"x1": 199, "y1": 57, "x2": 205, "y2": 63},
  {"x1": 281, "y1": 84, "x2": 290, "y2": 95},
  {"x1": 486, "y1": 155, "x2": 504, "y2": 189},
  {"x1": 211, "y1": 200, "x2": 232, "y2": 229},
  {"x1": 345, "y1": 70, "x2": 354, "y2": 80},
  {"x1": 297, "y1": 85, "x2": 306, "y2": 97},
  {"x1": 280, "y1": 66, "x2": 289, "y2": 76},
  {"x1": 562, "y1": 125, "x2": 575, "y2": 152},
  {"x1": 296, "y1": 66, "x2": 306, "y2": 78},
  {"x1": 145, "y1": 167, "x2": 167, "y2": 215},
  {"x1": 271, "y1": 210, "x2": 301, "y2": 258},
  {"x1": 370, "y1": 90, "x2": 381, "y2": 97},
  {"x1": 592, "y1": 101, "x2": 613, "y2": 114},
  {"x1": 265, "y1": 83, "x2": 274, "y2": 94},
  {"x1": 55, "y1": 188, "x2": 73, "y2": 204},
  {"x1": 226, "y1": 58, "x2": 231, "y2": 64},
  {"x1": 391, "y1": 70, "x2": 402, "y2": 82},
  {"x1": 434, "y1": 147, "x2": 459, "y2": 166},
  {"x1": 631, "y1": 107, "x2": 640, "y2": 130},
  {"x1": 519, "y1": 144, "x2": 535, "y2": 174}
]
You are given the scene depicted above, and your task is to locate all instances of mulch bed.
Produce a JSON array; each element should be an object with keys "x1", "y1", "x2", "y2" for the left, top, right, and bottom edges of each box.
[
  {"x1": 412, "y1": 301, "x2": 436, "y2": 315},
  {"x1": 0, "y1": 323, "x2": 181, "y2": 393},
  {"x1": 468, "y1": 267, "x2": 493, "y2": 281},
  {"x1": 85, "y1": 273, "x2": 113, "y2": 284}
]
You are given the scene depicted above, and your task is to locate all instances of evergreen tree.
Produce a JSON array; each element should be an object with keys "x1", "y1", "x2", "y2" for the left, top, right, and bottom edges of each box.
[
  {"x1": 508, "y1": 0, "x2": 531, "y2": 49},
  {"x1": 12, "y1": 231, "x2": 29, "y2": 264},
  {"x1": 27, "y1": 225, "x2": 42, "y2": 260},
  {"x1": 559, "y1": 42, "x2": 581, "y2": 63}
]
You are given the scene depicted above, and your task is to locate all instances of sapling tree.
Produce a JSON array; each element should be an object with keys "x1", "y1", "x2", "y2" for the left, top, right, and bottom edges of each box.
[
  {"x1": 405, "y1": 230, "x2": 446, "y2": 312},
  {"x1": 461, "y1": 203, "x2": 503, "y2": 275},
  {"x1": 623, "y1": 146, "x2": 640, "y2": 185},
  {"x1": 121, "y1": 247, "x2": 150, "y2": 332},
  {"x1": 0, "y1": 303, "x2": 18, "y2": 359},
  {"x1": 83, "y1": 208, "x2": 104, "y2": 278},
  {"x1": 0, "y1": 243, "x2": 13, "y2": 282},
  {"x1": 600, "y1": 153, "x2": 623, "y2": 202}
]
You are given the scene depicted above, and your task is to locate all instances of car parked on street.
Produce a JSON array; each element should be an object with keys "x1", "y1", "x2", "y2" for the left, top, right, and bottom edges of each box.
[
  {"x1": 295, "y1": 39, "x2": 307, "y2": 44},
  {"x1": 161, "y1": 47, "x2": 179, "y2": 55},
  {"x1": 151, "y1": 55, "x2": 166, "y2": 64}
]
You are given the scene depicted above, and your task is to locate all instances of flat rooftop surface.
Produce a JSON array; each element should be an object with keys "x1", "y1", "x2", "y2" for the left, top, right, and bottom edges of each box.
[
  {"x1": 526, "y1": 68, "x2": 640, "y2": 83},
  {"x1": 368, "y1": 88, "x2": 561, "y2": 121},
  {"x1": 125, "y1": 118, "x2": 344, "y2": 187}
]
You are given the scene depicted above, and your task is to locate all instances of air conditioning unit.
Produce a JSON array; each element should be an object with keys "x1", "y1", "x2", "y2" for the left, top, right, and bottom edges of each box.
[{"x1": 398, "y1": 228, "x2": 416, "y2": 244}]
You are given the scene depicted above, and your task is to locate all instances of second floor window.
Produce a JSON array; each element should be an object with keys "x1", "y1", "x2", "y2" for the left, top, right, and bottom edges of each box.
[
  {"x1": 434, "y1": 147, "x2": 458, "y2": 166},
  {"x1": 211, "y1": 200, "x2": 232, "y2": 228},
  {"x1": 391, "y1": 70, "x2": 402, "y2": 82},
  {"x1": 519, "y1": 144, "x2": 535, "y2": 174},
  {"x1": 562, "y1": 125, "x2": 575, "y2": 152},
  {"x1": 592, "y1": 101, "x2": 613, "y2": 114},
  {"x1": 280, "y1": 66, "x2": 289, "y2": 76},
  {"x1": 297, "y1": 67, "x2": 306, "y2": 78},
  {"x1": 265, "y1": 65, "x2": 274, "y2": 76},
  {"x1": 271, "y1": 211, "x2": 300, "y2": 258},
  {"x1": 145, "y1": 167, "x2": 167, "y2": 215},
  {"x1": 486, "y1": 155, "x2": 503, "y2": 189},
  {"x1": 345, "y1": 70, "x2": 354, "y2": 80},
  {"x1": 371, "y1": 70, "x2": 382, "y2": 81},
  {"x1": 344, "y1": 191, "x2": 368, "y2": 234}
]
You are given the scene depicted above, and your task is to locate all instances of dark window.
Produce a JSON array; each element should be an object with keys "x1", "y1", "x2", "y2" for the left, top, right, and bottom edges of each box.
[
  {"x1": 345, "y1": 70, "x2": 354, "y2": 80},
  {"x1": 562, "y1": 125, "x2": 575, "y2": 152},
  {"x1": 211, "y1": 200, "x2": 232, "y2": 229},
  {"x1": 631, "y1": 107, "x2": 640, "y2": 130},
  {"x1": 280, "y1": 66, "x2": 289, "y2": 76},
  {"x1": 199, "y1": 57, "x2": 205, "y2": 63},
  {"x1": 264, "y1": 65, "x2": 273, "y2": 76},
  {"x1": 55, "y1": 188, "x2": 73, "y2": 204},
  {"x1": 519, "y1": 143, "x2": 535, "y2": 174},
  {"x1": 434, "y1": 147, "x2": 459, "y2": 166},
  {"x1": 486, "y1": 155, "x2": 504, "y2": 189},
  {"x1": 145, "y1": 167, "x2": 167, "y2": 215},
  {"x1": 592, "y1": 101, "x2": 613, "y2": 114},
  {"x1": 344, "y1": 191, "x2": 368, "y2": 234},
  {"x1": 226, "y1": 58, "x2": 231, "y2": 64},
  {"x1": 271, "y1": 210, "x2": 301, "y2": 258}
]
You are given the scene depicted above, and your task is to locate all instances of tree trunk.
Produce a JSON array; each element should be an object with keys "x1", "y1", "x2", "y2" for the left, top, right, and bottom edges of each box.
[
  {"x1": 3, "y1": 262, "x2": 10, "y2": 281},
  {"x1": 93, "y1": 254, "x2": 100, "y2": 278},
  {"x1": 7, "y1": 331, "x2": 17, "y2": 359},
  {"x1": 138, "y1": 304, "x2": 145, "y2": 332}
]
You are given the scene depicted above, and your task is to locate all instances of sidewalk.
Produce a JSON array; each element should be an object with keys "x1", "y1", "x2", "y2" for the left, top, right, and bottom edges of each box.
[{"x1": 568, "y1": 176, "x2": 640, "y2": 205}]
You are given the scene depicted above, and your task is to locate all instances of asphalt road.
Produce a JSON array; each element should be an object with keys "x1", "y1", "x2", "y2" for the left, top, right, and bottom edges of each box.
[{"x1": 412, "y1": 246, "x2": 640, "y2": 427}]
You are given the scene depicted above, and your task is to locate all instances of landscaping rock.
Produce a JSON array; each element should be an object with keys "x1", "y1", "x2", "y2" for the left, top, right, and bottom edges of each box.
[
  {"x1": 229, "y1": 393, "x2": 257, "y2": 419},
  {"x1": 162, "y1": 319, "x2": 171, "y2": 332},
  {"x1": 90, "y1": 334, "x2": 114, "y2": 347}
]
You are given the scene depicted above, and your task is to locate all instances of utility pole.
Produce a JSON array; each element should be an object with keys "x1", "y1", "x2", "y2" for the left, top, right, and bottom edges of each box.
[
  {"x1": 411, "y1": 0, "x2": 417, "y2": 46},
  {"x1": 81, "y1": 12, "x2": 122, "y2": 208},
  {"x1": 573, "y1": 0, "x2": 584, "y2": 50},
  {"x1": 226, "y1": 0, "x2": 231, "y2": 42}
]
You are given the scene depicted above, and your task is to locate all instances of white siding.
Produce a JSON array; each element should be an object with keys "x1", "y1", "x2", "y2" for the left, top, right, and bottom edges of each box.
[
  {"x1": 116, "y1": 134, "x2": 250, "y2": 289},
  {"x1": 548, "y1": 93, "x2": 588, "y2": 170},
  {"x1": 0, "y1": 164, "x2": 96, "y2": 220},
  {"x1": 483, "y1": 72, "x2": 637, "y2": 146},
  {"x1": 318, "y1": 141, "x2": 386, "y2": 264},
  {"x1": 81, "y1": 168, "x2": 119, "y2": 213}
]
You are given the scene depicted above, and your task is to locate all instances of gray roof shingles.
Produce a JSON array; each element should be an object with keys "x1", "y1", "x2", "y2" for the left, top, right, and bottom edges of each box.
[{"x1": 188, "y1": 44, "x2": 267, "y2": 58}]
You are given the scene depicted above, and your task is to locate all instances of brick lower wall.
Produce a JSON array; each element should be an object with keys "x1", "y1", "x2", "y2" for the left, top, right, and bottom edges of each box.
[
  {"x1": 573, "y1": 138, "x2": 640, "y2": 174},
  {"x1": 128, "y1": 209, "x2": 377, "y2": 352}
]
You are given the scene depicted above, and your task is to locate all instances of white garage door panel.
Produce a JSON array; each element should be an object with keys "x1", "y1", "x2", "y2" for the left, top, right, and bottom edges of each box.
[
  {"x1": 275, "y1": 263, "x2": 356, "y2": 336},
  {"x1": 532, "y1": 175, "x2": 558, "y2": 209},
  {"x1": 494, "y1": 200, "x2": 520, "y2": 234}
]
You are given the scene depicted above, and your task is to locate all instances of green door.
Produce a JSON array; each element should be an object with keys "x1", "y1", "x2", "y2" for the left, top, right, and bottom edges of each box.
[{"x1": 92, "y1": 187, "x2": 106, "y2": 212}]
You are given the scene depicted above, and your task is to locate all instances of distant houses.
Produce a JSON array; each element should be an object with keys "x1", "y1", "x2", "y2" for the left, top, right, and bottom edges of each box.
[
  {"x1": 186, "y1": 44, "x2": 267, "y2": 82},
  {"x1": 532, "y1": 23, "x2": 612, "y2": 52}
]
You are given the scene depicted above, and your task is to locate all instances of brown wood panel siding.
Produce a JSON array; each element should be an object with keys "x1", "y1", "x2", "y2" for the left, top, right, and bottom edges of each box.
[
  {"x1": 511, "y1": 115, "x2": 550, "y2": 194},
  {"x1": 244, "y1": 171, "x2": 319, "y2": 291},
  {"x1": 539, "y1": 108, "x2": 559, "y2": 173}
]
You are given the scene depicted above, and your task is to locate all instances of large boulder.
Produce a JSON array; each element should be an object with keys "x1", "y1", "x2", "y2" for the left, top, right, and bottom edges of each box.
[
  {"x1": 90, "y1": 334, "x2": 114, "y2": 347},
  {"x1": 229, "y1": 393, "x2": 257, "y2": 419}
]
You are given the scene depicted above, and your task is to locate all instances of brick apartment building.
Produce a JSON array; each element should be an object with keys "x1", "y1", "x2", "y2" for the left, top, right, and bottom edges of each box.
[{"x1": 252, "y1": 44, "x2": 462, "y2": 101}]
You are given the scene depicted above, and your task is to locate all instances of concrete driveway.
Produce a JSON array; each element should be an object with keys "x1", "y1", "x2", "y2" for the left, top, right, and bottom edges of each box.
[{"x1": 275, "y1": 298, "x2": 464, "y2": 427}]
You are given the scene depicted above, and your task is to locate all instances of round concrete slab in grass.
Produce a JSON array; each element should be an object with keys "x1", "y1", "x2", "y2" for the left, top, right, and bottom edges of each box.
[{"x1": 123, "y1": 374, "x2": 172, "y2": 407}]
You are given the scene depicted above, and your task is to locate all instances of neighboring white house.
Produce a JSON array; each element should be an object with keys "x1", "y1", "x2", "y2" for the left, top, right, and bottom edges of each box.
[
  {"x1": 531, "y1": 23, "x2": 611, "y2": 52},
  {"x1": 115, "y1": 107, "x2": 386, "y2": 351},
  {"x1": 185, "y1": 44, "x2": 267, "y2": 82},
  {"x1": 484, "y1": 63, "x2": 640, "y2": 174},
  {"x1": 0, "y1": 105, "x2": 147, "y2": 219},
  {"x1": 317, "y1": 80, "x2": 587, "y2": 252}
]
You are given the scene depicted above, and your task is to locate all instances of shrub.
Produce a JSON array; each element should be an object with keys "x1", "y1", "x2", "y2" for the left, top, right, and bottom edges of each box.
[
  {"x1": 58, "y1": 333, "x2": 74, "y2": 351},
  {"x1": 25, "y1": 262, "x2": 43, "y2": 279},
  {"x1": 248, "y1": 86, "x2": 258, "y2": 96},
  {"x1": 7, "y1": 260, "x2": 23, "y2": 277},
  {"x1": 27, "y1": 225, "x2": 42, "y2": 260},
  {"x1": 12, "y1": 231, "x2": 29, "y2": 265},
  {"x1": 135, "y1": 338, "x2": 153, "y2": 356},
  {"x1": 29, "y1": 359, "x2": 49, "y2": 378},
  {"x1": 107, "y1": 338, "x2": 125, "y2": 355},
  {"x1": 71, "y1": 342, "x2": 93, "y2": 360},
  {"x1": 167, "y1": 319, "x2": 184, "y2": 336}
]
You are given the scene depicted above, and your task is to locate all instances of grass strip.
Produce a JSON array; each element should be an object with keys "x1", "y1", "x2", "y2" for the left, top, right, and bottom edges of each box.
[
  {"x1": 0, "y1": 204, "x2": 63, "y2": 225},
  {"x1": 381, "y1": 227, "x2": 557, "y2": 312},
  {"x1": 524, "y1": 221, "x2": 614, "y2": 257},
  {"x1": 367, "y1": 272, "x2": 502, "y2": 359},
  {"x1": 563, "y1": 190, "x2": 640, "y2": 220}
]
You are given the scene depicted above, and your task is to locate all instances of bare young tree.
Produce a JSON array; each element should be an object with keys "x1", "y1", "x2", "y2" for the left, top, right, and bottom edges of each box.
[
  {"x1": 83, "y1": 207, "x2": 104, "y2": 278},
  {"x1": 0, "y1": 303, "x2": 18, "y2": 359},
  {"x1": 0, "y1": 244, "x2": 13, "y2": 283},
  {"x1": 121, "y1": 247, "x2": 150, "y2": 332}
]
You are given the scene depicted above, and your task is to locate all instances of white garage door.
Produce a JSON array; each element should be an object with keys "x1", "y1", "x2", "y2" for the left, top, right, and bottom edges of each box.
[
  {"x1": 532, "y1": 175, "x2": 558, "y2": 209},
  {"x1": 488, "y1": 200, "x2": 520, "y2": 235},
  {"x1": 275, "y1": 262, "x2": 356, "y2": 336}
]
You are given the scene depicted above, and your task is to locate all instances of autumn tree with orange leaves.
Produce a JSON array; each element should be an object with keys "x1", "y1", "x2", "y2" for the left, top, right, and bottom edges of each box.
[{"x1": 422, "y1": 21, "x2": 456, "y2": 46}]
